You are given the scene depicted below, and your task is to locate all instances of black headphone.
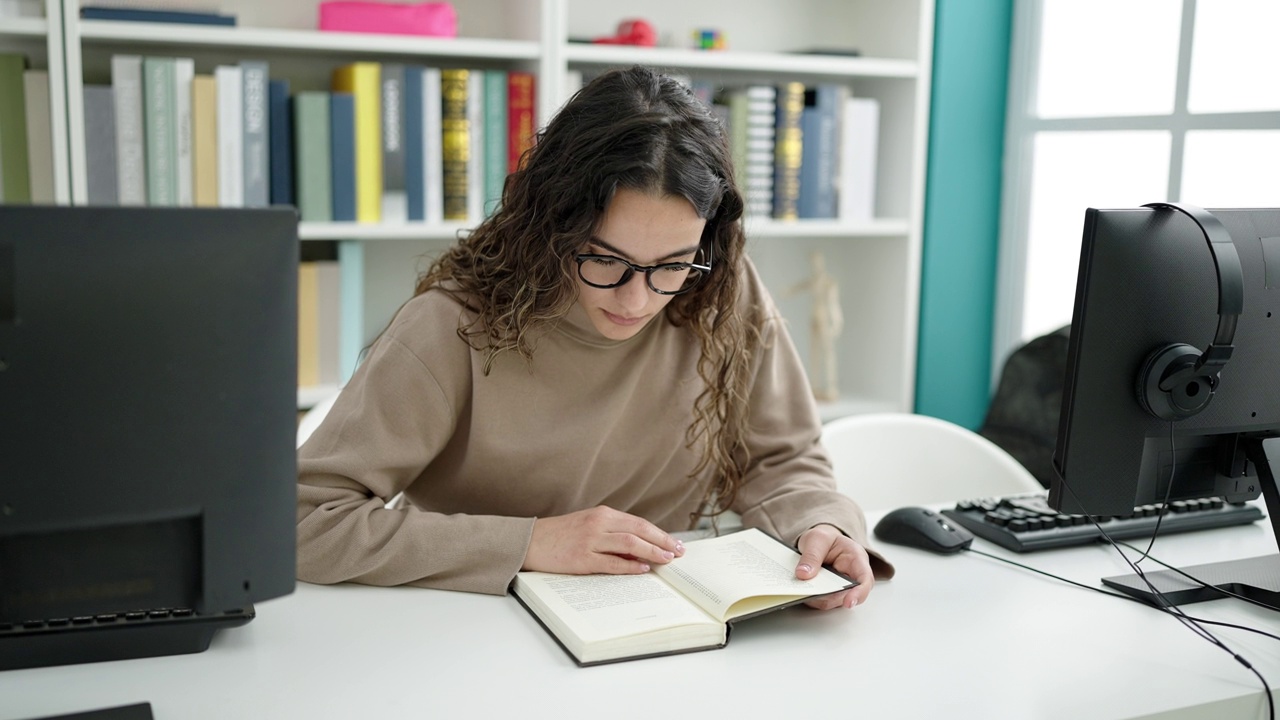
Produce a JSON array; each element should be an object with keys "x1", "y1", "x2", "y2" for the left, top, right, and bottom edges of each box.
[{"x1": 1134, "y1": 203, "x2": 1244, "y2": 421}]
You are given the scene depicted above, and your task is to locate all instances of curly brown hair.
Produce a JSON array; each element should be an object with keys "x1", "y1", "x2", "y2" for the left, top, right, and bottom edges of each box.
[{"x1": 415, "y1": 65, "x2": 760, "y2": 528}]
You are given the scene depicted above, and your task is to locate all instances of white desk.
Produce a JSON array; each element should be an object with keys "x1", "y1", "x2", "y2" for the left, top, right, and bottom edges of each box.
[{"x1": 2, "y1": 509, "x2": 1278, "y2": 720}]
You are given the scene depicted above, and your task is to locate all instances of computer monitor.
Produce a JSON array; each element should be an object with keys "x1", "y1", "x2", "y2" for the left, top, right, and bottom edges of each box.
[
  {"x1": 1050, "y1": 203, "x2": 1280, "y2": 607},
  {"x1": 0, "y1": 206, "x2": 299, "y2": 670}
]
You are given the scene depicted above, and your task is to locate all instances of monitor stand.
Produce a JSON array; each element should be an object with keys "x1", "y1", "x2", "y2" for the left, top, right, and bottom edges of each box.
[{"x1": 1101, "y1": 435, "x2": 1280, "y2": 608}]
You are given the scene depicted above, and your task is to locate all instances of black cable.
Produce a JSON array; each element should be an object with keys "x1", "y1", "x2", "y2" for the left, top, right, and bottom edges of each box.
[
  {"x1": 1050, "y1": 421, "x2": 1274, "y2": 720},
  {"x1": 1114, "y1": 540, "x2": 1280, "y2": 614},
  {"x1": 1132, "y1": 420, "x2": 1179, "y2": 565}
]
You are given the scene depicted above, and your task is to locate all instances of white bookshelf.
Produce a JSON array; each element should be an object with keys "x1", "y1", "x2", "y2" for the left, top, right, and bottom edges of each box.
[
  {"x1": 47, "y1": 0, "x2": 933, "y2": 416},
  {"x1": 1, "y1": 0, "x2": 71, "y2": 203}
]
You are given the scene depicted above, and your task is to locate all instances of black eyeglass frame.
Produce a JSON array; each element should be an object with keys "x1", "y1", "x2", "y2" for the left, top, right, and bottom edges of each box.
[{"x1": 574, "y1": 243, "x2": 714, "y2": 296}]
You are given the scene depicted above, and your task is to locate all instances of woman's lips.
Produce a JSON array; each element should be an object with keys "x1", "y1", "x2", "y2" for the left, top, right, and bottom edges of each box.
[{"x1": 603, "y1": 310, "x2": 645, "y2": 326}]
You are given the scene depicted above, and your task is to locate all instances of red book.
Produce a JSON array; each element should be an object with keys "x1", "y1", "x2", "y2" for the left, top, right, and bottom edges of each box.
[{"x1": 507, "y1": 72, "x2": 536, "y2": 173}]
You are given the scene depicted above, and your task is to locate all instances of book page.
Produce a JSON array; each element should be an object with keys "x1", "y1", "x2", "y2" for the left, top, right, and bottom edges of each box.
[
  {"x1": 513, "y1": 571, "x2": 722, "y2": 658},
  {"x1": 652, "y1": 528, "x2": 852, "y2": 622}
]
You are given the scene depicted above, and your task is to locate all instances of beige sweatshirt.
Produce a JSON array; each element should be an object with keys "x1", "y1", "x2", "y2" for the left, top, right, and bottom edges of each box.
[{"x1": 296, "y1": 259, "x2": 893, "y2": 595}]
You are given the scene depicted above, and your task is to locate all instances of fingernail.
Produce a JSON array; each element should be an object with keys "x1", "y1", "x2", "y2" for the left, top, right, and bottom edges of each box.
[
  {"x1": 798, "y1": 563, "x2": 813, "y2": 574},
  {"x1": 639, "y1": 564, "x2": 651, "y2": 572},
  {"x1": 661, "y1": 551, "x2": 674, "y2": 561},
  {"x1": 675, "y1": 541, "x2": 685, "y2": 554}
]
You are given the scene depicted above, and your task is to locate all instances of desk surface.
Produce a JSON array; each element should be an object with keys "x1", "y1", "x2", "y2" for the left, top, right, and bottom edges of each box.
[{"x1": 2, "y1": 508, "x2": 1278, "y2": 720}]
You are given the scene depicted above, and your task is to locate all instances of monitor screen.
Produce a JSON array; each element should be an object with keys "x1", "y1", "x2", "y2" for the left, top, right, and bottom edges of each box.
[
  {"x1": 1050, "y1": 203, "x2": 1280, "y2": 607},
  {"x1": 0, "y1": 207, "x2": 299, "y2": 669}
]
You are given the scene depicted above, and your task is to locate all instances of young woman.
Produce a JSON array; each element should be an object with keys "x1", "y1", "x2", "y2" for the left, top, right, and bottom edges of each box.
[{"x1": 296, "y1": 65, "x2": 893, "y2": 610}]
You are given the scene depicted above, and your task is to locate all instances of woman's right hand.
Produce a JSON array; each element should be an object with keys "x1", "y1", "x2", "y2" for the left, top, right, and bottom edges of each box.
[{"x1": 523, "y1": 506, "x2": 685, "y2": 575}]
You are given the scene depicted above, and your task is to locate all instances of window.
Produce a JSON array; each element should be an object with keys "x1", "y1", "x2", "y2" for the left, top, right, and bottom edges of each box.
[{"x1": 994, "y1": 0, "x2": 1280, "y2": 372}]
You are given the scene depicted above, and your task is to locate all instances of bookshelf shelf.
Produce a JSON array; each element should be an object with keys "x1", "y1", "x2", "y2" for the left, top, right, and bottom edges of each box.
[
  {"x1": 564, "y1": 44, "x2": 918, "y2": 79},
  {"x1": 76, "y1": 21, "x2": 542, "y2": 60},
  {"x1": 745, "y1": 218, "x2": 911, "y2": 239},
  {"x1": 299, "y1": 221, "x2": 471, "y2": 241},
  {"x1": 0, "y1": 18, "x2": 48, "y2": 37}
]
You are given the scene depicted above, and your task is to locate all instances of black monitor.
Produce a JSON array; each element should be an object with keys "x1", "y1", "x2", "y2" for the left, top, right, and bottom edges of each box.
[
  {"x1": 1051, "y1": 203, "x2": 1280, "y2": 607},
  {"x1": 0, "y1": 207, "x2": 299, "y2": 670}
]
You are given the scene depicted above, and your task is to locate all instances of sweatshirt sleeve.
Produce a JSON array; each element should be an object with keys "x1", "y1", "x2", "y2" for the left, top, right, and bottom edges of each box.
[
  {"x1": 729, "y1": 266, "x2": 895, "y2": 580},
  {"x1": 295, "y1": 296, "x2": 534, "y2": 596}
]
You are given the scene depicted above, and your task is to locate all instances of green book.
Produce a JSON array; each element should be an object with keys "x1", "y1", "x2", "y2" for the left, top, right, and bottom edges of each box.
[
  {"x1": 482, "y1": 69, "x2": 507, "y2": 217},
  {"x1": 0, "y1": 53, "x2": 30, "y2": 203},
  {"x1": 292, "y1": 92, "x2": 332, "y2": 222},
  {"x1": 143, "y1": 56, "x2": 178, "y2": 206}
]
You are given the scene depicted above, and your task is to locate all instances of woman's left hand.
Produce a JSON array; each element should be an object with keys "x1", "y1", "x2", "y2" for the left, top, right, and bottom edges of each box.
[{"x1": 794, "y1": 523, "x2": 875, "y2": 610}]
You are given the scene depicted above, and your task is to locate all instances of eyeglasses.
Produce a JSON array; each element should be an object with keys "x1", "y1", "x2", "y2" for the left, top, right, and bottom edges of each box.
[{"x1": 575, "y1": 249, "x2": 712, "y2": 296}]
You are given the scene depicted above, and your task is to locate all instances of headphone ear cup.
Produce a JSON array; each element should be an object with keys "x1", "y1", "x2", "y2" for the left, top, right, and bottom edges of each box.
[{"x1": 1136, "y1": 343, "x2": 1215, "y2": 421}]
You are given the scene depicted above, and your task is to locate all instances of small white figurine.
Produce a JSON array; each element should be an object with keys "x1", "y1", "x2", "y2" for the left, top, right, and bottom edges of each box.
[{"x1": 787, "y1": 251, "x2": 843, "y2": 402}]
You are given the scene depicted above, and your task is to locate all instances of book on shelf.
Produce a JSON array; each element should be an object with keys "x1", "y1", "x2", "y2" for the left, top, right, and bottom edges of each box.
[
  {"x1": 83, "y1": 85, "x2": 119, "y2": 205},
  {"x1": 403, "y1": 65, "x2": 425, "y2": 222},
  {"x1": 380, "y1": 63, "x2": 407, "y2": 223},
  {"x1": 173, "y1": 58, "x2": 195, "y2": 206},
  {"x1": 727, "y1": 85, "x2": 776, "y2": 218},
  {"x1": 293, "y1": 92, "x2": 332, "y2": 222},
  {"x1": 772, "y1": 81, "x2": 805, "y2": 220},
  {"x1": 214, "y1": 64, "x2": 243, "y2": 207},
  {"x1": 839, "y1": 96, "x2": 879, "y2": 222},
  {"x1": 440, "y1": 68, "x2": 469, "y2": 222},
  {"x1": 797, "y1": 84, "x2": 844, "y2": 220},
  {"x1": 142, "y1": 56, "x2": 176, "y2": 206},
  {"x1": 268, "y1": 78, "x2": 294, "y2": 206},
  {"x1": 0, "y1": 53, "x2": 29, "y2": 203},
  {"x1": 331, "y1": 62, "x2": 381, "y2": 223},
  {"x1": 190, "y1": 74, "x2": 217, "y2": 207},
  {"x1": 421, "y1": 67, "x2": 443, "y2": 223},
  {"x1": 240, "y1": 60, "x2": 270, "y2": 208},
  {"x1": 482, "y1": 69, "x2": 507, "y2": 217},
  {"x1": 22, "y1": 70, "x2": 54, "y2": 204},
  {"x1": 329, "y1": 92, "x2": 357, "y2": 222},
  {"x1": 507, "y1": 71, "x2": 535, "y2": 173},
  {"x1": 0, "y1": 0, "x2": 43, "y2": 19},
  {"x1": 511, "y1": 527, "x2": 855, "y2": 666},
  {"x1": 465, "y1": 69, "x2": 484, "y2": 223},
  {"x1": 79, "y1": 6, "x2": 237, "y2": 26},
  {"x1": 111, "y1": 55, "x2": 145, "y2": 206}
]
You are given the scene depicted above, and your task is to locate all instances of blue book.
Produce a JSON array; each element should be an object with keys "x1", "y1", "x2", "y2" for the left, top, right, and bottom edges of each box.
[
  {"x1": 797, "y1": 84, "x2": 841, "y2": 219},
  {"x1": 80, "y1": 6, "x2": 237, "y2": 26},
  {"x1": 268, "y1": 79, "x2": 293, "y2": 206},
  {"x1": 403, "y1": 66, "x2": 425, "y2": 222},
  {"x1": 330, "y1": 92, "x2": 357, "y2": 222}
]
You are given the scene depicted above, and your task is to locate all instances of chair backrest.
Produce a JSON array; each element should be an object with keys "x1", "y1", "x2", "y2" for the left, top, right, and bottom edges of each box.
[
  {"x1": 820, "y1": 412, "x2": 1043, "y2": 511},
  {"x1": 296, "y1": 392, "x2": 340, "y2": 449}
]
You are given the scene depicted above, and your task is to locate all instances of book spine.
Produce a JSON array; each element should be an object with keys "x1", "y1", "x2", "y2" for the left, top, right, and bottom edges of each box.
[
  {"x1": 79, "y1": 7, "x2": 237, "y2": 25},
  {"x1": 22, "y1": 70, "x2": 54, "y2": 204},
  {"x1": 380, "y1": 63, "x2": 406, "y2": 223},
  {"x1": 465, "y1": 69, "x2": 484, "y2": 223},
  {"x1": 772, "y1": 81, "x2": 804, "y2": 220},
  {"x1": 403, "y1": 66, "x2": 424, "y2": 222},
  {"x1": 739, "y1": 85, "x2": 775, "y2": 218},
  {"x1": 331, "y1": 62, "x2": 382, "y2": 223},
  {"x1": 329, "y1": 92, "x2": 357, "y2": 222},
  {"x1": 191, "y1": 74, "x2": 218, "y2": 207},
  {"x1": 839, "y1": 96, "x2": 879, "y2": 222},
  {"x1": 0, "y1": 53, "x2": 29, "y2": 203},
  {"x1": 315, "y1": 260, "x2": 342, "y2": 385},
  {"x1": 173, "y1": 58, "x2": 194, "y2": 206},
  {"x1": 215, "y1": 64, "x2": 243, "y2": 207},
  {"x1": 293, "y1": 92, "x2": 332, "y2": 222},
  {"x1": 423, "y1": 67, "x2": 443, "y2": 223},
  {"x1": 506, "y1": 71, "x2": 535, "y2": 174},
  {"x1": 298, "y1": 261, "x2": 320, "y2": 387},
  {"x1": 142, "y1": 56, "x2": 177, "y2": 206},
  {"x1": 82, "y1": 84, "x2": 119, "y2": 205},
  {"x1": 111, "y1": 55, "x2": 145, "y2": 206},
  {"x1": 240, "y1": 60, "x2": 270, "y2": 208},
  {"x1": 483, "y1": 69, "x2": 507, "y2": 217},
  {"x1": 269, "y1": 78, "x2": 294, "y2": 206},
  {"x1": 440, "y1": 68, "x2": 468, "y2": 222}
]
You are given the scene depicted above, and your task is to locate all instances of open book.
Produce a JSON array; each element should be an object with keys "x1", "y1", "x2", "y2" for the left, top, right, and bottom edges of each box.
[{"x1": 511, "y1": 527, "x2": 855, "y2": 666}]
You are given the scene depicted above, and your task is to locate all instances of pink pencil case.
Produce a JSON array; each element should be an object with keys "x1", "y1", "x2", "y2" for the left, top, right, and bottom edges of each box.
[{"x1": 318, "y1": 1, "x2": 458, "y2": 38}]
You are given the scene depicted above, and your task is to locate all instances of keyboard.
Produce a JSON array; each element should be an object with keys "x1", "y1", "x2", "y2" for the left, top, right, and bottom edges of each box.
[
  {"x1": 940, "y1": 492, "x2": 1265, "y2": 553},
  {"x1": 0, "y1": 605, "x2": 254, "y2": 671}
]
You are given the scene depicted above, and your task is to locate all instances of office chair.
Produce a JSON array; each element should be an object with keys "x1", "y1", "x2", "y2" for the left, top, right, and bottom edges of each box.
[{"x1": 820, "y1": 412, "x2": 1043, "y2": 511}]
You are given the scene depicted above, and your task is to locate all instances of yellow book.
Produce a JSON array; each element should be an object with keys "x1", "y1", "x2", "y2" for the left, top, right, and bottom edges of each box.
[
  {"x1": 297, "y1": 261, "x2": 320, "y2": 387},
  {"x1": 191, "y1": 74, "x2": 218, "y2": 207},
  {"x1": 440, "y1": 68, "x2": 469, "y2": 221},
  {"x1": 332, "y1": 62, "x2": 382, "y2": 223}
]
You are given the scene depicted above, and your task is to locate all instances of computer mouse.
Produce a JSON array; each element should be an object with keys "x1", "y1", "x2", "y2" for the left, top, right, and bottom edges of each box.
[{"x1": 873, "y1": 506, "x2": 974, "y2": 554}]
